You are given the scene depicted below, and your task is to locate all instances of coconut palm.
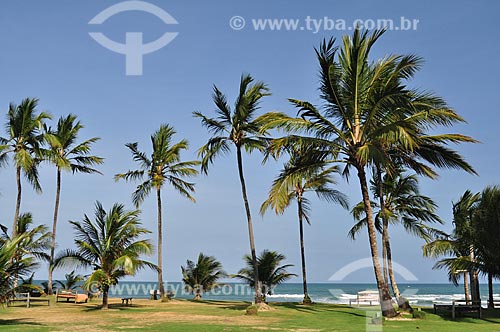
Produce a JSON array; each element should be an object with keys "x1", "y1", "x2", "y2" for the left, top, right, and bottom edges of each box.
[
  {"x1": 181, "y1": 253, "x2": 227, "y2": 300},
  {"x1": 260, "y1": 144, "x2": 348, "y2": 304},
  {"x1": 194, "y1": 74, "x2": 270, "y2": 304},
  {"x1": 54, "y1": 270, "x2": 84, "y2": 291},
  {"x1": 260, "y1": 29, "x2": 476, "y2": 316},
  {"x1": 115, "y1": 124, "x2": 199, "y2": 299},
  {"x1": 233, "y1": 250, "x2": 296, "y2": 302},
  {"x1": 423, "y1": 190, "x2": 481, "y2": 303},
  {"x1": 56, "y1": 202, "x2": 155, "y2": 309},
  {"x1": 0, "y1": 235, "x2": 36, "y2": 304},
  {"x1": 350, "y1": 172, "x2": 442, "y2": 308},
  {"x1": 0, "y1": 98, "x2": 51, "y2": 237},
  {"x1": 44, "y1": 114, "x2": 103, "y2": 295},
  {"x1": 471, "y1": 185, "x2": 500, "y2": 308}
]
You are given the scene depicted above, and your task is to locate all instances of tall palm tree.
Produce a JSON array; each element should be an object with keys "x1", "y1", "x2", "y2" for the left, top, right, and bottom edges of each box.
[
  {"x1": 44, "y1": 114, "x2": 103, "y2": 295},
  {"x1": 115, "y1": 124, "x2": 199, "y2": 299},
  {"x1": 181, "y1": 253, "x2": 227, "y2": 300},
  {"x1": 350, "y1": 172, "x2": 442, "y2": 307},
  {"x1": 57, "y1": 202, "x2": 155, "y2": 309},
  {"x1": 0, "y1": 98, "x2": 51, "y2": 237},
  {"x1": 260, "y1": 144, "x2": 348, "y2": 304},
  {"x1": 260, "y1": 30, "x2": 476, "y2": 316},
  {"x1": 194, "y1": 74, "x2": 270, "y2": 304}
]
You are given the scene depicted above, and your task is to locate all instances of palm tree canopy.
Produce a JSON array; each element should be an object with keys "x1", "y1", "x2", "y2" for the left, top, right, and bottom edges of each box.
[
  {"x1": 54, "y1": 270, "x2": 84, "y2": 290},
  {"x1": 194, "y1": 73, "x2": 271, "y2": 174},
  {"x1": 43, "y1": 114, "x2": 104, "y2": 174},
  {"x1": 115, "y1": 124, "x2": 199, "y2": 207},
  {"x1": 0, "y1": 98, "x2": 52, "y2": 192},
  {"x1": 55, "y1": 202, "x2": 156, "y2": 290},
  {"x1": 261, "y1": 144, "x2": 349, "y2": 223},
  {"x1": 232, "y1": 250, "x2": 296, "y2": 294},
  {"x1": 259, "y1": 29, "x2": 476, "y2": 179},
  {"x1": 349, "y1": 172, "x2": 442, "y2": 241},
  {"x1": 181, "y1": 253, "x2": 227, "y2": 295}
]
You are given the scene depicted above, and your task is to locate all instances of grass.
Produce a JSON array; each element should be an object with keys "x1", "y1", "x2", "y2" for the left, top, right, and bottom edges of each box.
[{"x1": 1, "y1": 297, "x2": 500, "y2": 331}]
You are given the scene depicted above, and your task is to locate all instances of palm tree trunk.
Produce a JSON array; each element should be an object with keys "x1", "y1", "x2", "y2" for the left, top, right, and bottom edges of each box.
[
  {"x1": 463, "y1": 272, "x2": 470, "y2": 303},
  {"x1": 102, "y1": 286, "x2": 109, "y2": 310},
  {"x1": 386, "y1": 237, "x2": 400, "y2": 298},
  {"x1": 48, "y1": 168, "x2": 61, "y2": 295},
  {"x1": 13, "y1": 166, "x2": 22, "y2": 237},
  {"x1": 236, "y1": 146, "x2": 262, "y2": 304},
  {"x1": 297, "y1": 196, "x2": 311, "y2": 304},
  {"x1": 488, "y1": 272, "x2": 494, "y2": 309},
  {"x1": 357, "y1": 166, "x2": 397, "y2": 317},
  {"x1": 469, "y1": 247, "x2": 481, "y2": 304},
  {"x1": 156, "y1": 187, "x2": 166, "y2": 299}
]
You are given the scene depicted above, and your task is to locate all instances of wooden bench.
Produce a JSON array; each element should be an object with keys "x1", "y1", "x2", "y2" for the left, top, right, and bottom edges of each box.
[
  {"x1": 121, "y1": 297, "x2": 133, "y2": 305},
  {"x1": 56, "y1": 289, "x2": 88, "y2": 304},
  {"x1": 349, "y1": 290, "x2": 379, "y2": 306},
  {"x1": 434, "y1": 300, "x2": 482, "y2": 319},
  {"x1": 7, "y1": 292, "x2": 50, "y2": 308}
]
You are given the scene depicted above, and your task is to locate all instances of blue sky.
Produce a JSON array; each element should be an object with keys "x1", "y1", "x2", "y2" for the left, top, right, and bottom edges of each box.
[{"x1": 0, "y1": 0, "x2": 498, "y2": 284}]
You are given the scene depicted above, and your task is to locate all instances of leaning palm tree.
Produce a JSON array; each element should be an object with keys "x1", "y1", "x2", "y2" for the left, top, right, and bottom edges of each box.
[
  {"x1": 0, "y1": 98, "x2": 51, "y2": 237},
  {"x1": 194, "y1": 74, "x2": 270, "y2": 304},
  {"x1": 260, "y1": 29, "x2": 476, "y2": 316},
  {"x1": 260, "y1": 145, "x2": 348, "y2": 304},
  {"x1": 56, "y1": 202, "x2": 155, "y2": 309},
  {"x1": 181, "y1": 253, "x2": 227, "y2": 300},
  {"x1": 44, "y1": 114, "x2": 103, "y2": 295},
  {"x1": 350, "y1": 172, "x2": 442, "y2": 308},
  {"x1": 54, "y1": 270, "x2": 84, "y2": 291},
  {"x1": 115, "y1": 124, "x2": 199, "y2": 299},
  {"x1": 233, "y1": 250, "x2": 296, "y2": 302}
]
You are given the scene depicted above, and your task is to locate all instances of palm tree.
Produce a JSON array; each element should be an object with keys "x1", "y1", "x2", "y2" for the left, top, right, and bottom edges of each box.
[
  {"x1": 471, "y1": 185, "x2": 500, "y2": 308},
  {"x1": 57, "y1": 202, "x2": 155, "y2": 309},
  {"x1": 44, "y1": 114, "x2": 104, "y2": 295},
  {"x1": 194, "y1": 74, "x2": 270, "y2": 304},
  {"x1": 0, "y1": 98, "x2": 51, "y2": 237},
  {"x1": 115, "y1": 124, "x2": 199, "y2": 299},
  {"x1": 54, "y1": 270, "x2": 84, "y2": 291},
  {"x1": 0, "y1": 235, "x2": 36, "y2": 304},
  {"x1": 350, "y1": 172, "x2": 442, "y2": 308},
  {"x1": 181, "y1": 253, "x2": 227, "y2": 300},
  {"x1": 260, "y1": 29, "x2": 476, "y2": 316},
  {"x1": 233, "y1": 250, "x2": 296, "y2": 302},
  {"x1": 423, "y1": 190, "x2": 481, "y2": 303},
  {"x1": 260, "y1": 144, "x2": 348, "y2": 304}
]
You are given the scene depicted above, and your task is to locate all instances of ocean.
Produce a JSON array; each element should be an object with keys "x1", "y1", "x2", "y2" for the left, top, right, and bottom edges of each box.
[{"x1": 103, "y1": 282, "x2": 499, "y2": 307}]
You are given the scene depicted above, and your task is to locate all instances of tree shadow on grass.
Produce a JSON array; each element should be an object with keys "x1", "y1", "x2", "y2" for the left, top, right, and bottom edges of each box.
[
  {"x1": 82, "y1": 303, "x2": 147, "y2": 312},
  {"x1": 0, "y1": 318, "x2": 43, "y2": 326},
  {"x1": 190, "y1": 300, "x2": 251, "y2": 311}
]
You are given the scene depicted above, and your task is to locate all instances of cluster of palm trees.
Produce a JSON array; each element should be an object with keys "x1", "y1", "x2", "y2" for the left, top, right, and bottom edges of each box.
[
  {"x1": 424, "y1": 186, "x2": 500, "y2": 309},
  {"x1": 0, "y1": 28, "x2": 483, "y2": 316}
]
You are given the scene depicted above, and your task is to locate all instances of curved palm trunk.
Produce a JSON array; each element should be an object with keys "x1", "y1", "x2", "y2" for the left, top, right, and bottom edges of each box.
[
  {"x1": 463, "y1": 271, "x2": 470, "y2": 302},
  {"x1": 48, "y1": 168, "x2": 61, "y2": 295},
  {"x1": 236, "y1": 146, "x2": 262, "y2": 304},
  {"x1": 488, "y1": 272, "x2": 494, "y2": 309},
  {"x1": 13, "y1": 166, "x2": 22, "y2": 237},
  {"x1": 156, "y1": 187, "x2": 166, "y2": 299},
  {"x1": 357, "y1": 166, "x2": 397, "y2": 317},
  {"x1": 297, "y1": 195, "x2": 311, "y2": 304}
]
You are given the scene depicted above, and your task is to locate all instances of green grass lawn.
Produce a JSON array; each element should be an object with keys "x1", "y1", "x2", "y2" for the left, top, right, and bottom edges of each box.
[{"x1": 1, "y1": 298, "x2": 500, "y2": 332}]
